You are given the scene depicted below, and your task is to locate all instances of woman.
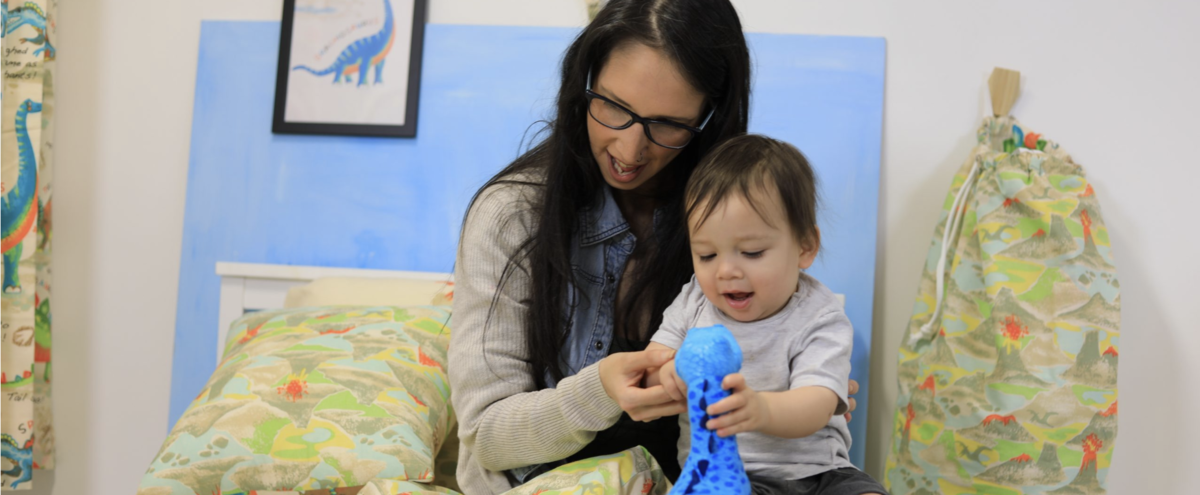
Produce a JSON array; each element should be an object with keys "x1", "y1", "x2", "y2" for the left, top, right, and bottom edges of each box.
[{"x1": 448, "y1": 1, "x2": 857, "y2": 493}]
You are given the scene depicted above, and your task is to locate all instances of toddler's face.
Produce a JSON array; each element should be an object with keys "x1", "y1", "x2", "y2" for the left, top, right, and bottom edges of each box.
[{"x1": 688, "y1": 190, "x2": 817, "y2": 322}]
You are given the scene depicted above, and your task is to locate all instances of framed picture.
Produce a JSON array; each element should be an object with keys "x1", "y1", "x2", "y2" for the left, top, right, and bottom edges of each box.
[{"x1": 272, "y1": 0, "x2": 427, "y2": 138}]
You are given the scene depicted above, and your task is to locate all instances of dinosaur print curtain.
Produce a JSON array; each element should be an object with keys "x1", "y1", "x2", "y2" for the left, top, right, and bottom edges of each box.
[{"x1": 1, "y1": 0, "x2": 56, "y2": 490}]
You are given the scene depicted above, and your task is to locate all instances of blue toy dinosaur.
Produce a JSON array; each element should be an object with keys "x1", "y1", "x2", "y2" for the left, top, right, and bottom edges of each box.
[
  {"x1": 2, "y1": 99, "x2": 41, "y2": 293},
  {"x1": 291, "y1": 0, "x2": 396, "y2": 86},
  {"x1": 1, "y1": 433, "x2": 34, "y2": 489},
  {"x1": 670, "y1": 325, "x2": 751, "y2": 495}
]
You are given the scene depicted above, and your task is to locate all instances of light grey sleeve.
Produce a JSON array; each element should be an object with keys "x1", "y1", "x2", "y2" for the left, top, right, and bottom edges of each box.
[
  {"x1": 787, "y1": 308, "x2": 854, "y2": 415},
  {"x1": 448, "y1": 182, "x2": 624, "y2": 472},
  {"x1": 649, "y1": 277, "x2": 703, "y2": 350}
]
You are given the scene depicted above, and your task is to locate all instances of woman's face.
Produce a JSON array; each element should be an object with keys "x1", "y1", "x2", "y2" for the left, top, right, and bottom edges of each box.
[{"x1": 588, "y1": 43, "x2": 707, "y2": 194}]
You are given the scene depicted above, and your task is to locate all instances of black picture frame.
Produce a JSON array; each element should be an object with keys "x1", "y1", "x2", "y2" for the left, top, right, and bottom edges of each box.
[{"x1": 272, "y1": 0, "x2": 427, "y2": 138}]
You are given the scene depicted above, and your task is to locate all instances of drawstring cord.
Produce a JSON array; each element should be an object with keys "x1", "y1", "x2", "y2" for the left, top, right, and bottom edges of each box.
[{"x1": 909, "y1": 158, "x2": 981, "y2": 346}]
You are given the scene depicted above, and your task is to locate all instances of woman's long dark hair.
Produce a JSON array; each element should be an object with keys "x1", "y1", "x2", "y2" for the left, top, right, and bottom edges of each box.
[{"x1": 466, "y1": 0, "x2": 751, "y2": 388}]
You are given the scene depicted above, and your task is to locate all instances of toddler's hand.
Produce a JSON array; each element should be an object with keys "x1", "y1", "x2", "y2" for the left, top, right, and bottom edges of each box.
[
  {"x1": 705, "y1": 373, "x2": 768, "y2": 438},
  {"x1": 658, "y1": 359, "x2": 686, "y2": 403}
]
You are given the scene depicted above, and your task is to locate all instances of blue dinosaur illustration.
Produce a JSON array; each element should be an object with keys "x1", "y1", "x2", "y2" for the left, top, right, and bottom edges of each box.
[
  {"x1": 1, "y1": 433, "x2": 34, "y2": 489},
  {"x1": 291, "y1": 0, "x2": 396, "y2": 86},
  {"x1": 22, "y1": 26, "x2": 54, "y2": 60},
  {"x1": 4, "y1": 1, "x2": 53, "y2": 60},
  {"x1": 670, "y1": 325, "x2": 751, "y2": 495},
  {"x1": 2, "y1": 99, "x2": 42, "y2": 293},
  {"x1": 5, "y1": 2, "x2": 44, "y2": 36}
]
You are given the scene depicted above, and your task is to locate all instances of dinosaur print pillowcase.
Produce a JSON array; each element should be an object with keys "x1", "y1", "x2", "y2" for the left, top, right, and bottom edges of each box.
[{"x1": 137, "y1": 306, "x2": 459, "y2": 495}]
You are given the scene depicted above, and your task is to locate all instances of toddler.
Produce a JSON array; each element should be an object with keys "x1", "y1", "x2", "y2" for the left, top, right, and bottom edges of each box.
[{"x1": 646, "y1": 134, "x2": 887, "y2": 495}]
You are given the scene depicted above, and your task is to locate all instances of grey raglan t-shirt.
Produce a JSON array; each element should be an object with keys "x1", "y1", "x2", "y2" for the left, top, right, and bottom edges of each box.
[{"x1": 649, "y1": 272, "x2": 857, "y2": 481}]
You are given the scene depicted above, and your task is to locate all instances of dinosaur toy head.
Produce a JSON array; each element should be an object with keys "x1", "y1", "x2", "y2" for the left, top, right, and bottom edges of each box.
[
  {"x1": 21, "y1": 99, "x2": 42, "y2": 113},
  {"x1": 675, "y1": 324, "x2": 742, "y2": 385}
]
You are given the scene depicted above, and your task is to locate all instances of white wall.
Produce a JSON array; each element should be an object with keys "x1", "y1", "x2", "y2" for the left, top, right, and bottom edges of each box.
[{"x1": 51, "y1": 0, "x2": 1196, "y2": 493}]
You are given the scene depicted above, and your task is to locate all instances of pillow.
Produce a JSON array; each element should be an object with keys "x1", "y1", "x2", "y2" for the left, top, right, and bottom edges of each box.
[
  {"x1": 284, "y1": 277, "x2": 454, "y2": 308},
  {"x1": 138, "y1": 306, "x2": 458, "y2": 495}
]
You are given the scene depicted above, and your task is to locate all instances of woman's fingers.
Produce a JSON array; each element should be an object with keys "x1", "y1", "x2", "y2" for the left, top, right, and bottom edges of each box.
[
  {"x1": 616, "y1": 384, "x2": 674, "y2": 410},
  {"x1": 629, "y1": 400, "x2": 687, "y2": 422},
  {"x1": 625, "y1": 349, "x2": 675, "y2": 373},
  {"x1": 601, "y1": 350, "x2": 690, "y2": 421},
  {"x1": 843, "y1": 378, "x2": 860, "y2": 422},
  {"x1": 600, "y1": 350, "x2": 675, "y2": 401}
]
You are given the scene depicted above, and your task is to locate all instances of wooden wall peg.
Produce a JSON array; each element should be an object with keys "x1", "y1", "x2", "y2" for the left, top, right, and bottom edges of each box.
[{"x1": 988, "y1": 67, "x2": 1020, "y2": 117}]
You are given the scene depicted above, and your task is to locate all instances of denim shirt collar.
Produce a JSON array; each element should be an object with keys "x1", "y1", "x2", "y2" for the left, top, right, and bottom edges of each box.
[
  {"x1": 579, "y1": 186, "x2": 629, "y2": 247},
  {"x1": 579, "y1": 186, "x2": 671, "y2": 246}
]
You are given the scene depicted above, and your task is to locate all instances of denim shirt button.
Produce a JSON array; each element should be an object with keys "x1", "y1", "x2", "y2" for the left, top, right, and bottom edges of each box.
[
  {"x1": 594, "y1": 341, "x2": 603, "y2": 351},
  {"x1": 606, "y1": 273, "x2": 615, "y2": 284}
]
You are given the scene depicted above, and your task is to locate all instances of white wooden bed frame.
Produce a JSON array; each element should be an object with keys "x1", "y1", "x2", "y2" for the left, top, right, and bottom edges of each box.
[
  {"x1": 214, "y1": 261, "x2": 843, "y2": 365},
  {"x1": 214, "y1": 261, "x2": 453, "y2": 363}
]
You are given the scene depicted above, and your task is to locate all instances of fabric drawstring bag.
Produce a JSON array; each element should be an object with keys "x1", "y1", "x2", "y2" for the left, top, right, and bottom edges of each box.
[{"x1": 885, "y1": 116, "x2": 1120, "y2": 495}]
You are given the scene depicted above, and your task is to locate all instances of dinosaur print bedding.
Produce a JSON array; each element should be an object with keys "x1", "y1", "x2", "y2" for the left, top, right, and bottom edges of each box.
[
  {"x1": 138, "y1": 305, "x2": 680, "y2": 495},
  {"x1": 137, "y1": 306, "x2": 460, "y2": 495}
]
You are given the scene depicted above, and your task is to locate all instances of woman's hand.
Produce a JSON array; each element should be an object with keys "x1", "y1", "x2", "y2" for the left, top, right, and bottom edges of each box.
[
  {"x1": 599, "y1": 349, "x2": 687, "y2": 422},
  {"x1": 845, "y1": 379, "x2": 859, "y2": 422}
]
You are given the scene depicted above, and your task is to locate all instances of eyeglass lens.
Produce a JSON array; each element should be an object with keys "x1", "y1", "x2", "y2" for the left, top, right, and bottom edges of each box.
[{"x1": 588, "y1": 97, "x2": 694, "y2": 148}]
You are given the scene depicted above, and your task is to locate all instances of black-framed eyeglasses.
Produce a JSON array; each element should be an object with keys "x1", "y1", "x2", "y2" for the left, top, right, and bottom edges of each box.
[{"x1": 585, "y1": 71, "x2": 713, "y2": 150}]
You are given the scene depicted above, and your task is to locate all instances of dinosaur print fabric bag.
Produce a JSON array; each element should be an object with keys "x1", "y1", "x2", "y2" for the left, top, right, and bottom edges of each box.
[{"x1": 884, "y1": 116, "x2": 1120, "y2": 495}]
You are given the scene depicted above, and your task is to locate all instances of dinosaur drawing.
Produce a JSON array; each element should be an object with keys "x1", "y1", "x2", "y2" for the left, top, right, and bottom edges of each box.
[
  {"x1": 21, "y1": 26, "x2": 54, "y2": 60},
  {"x1": 5, "y1": 2, "x2": 44, "y2": 37},
  {"x1": 1, "y1": 433, "x2": 34, "y2": 489},
  {"x1": 1029, "y1": 410, "x2": 1058, "y2": 427},
  {"x1": 291, "y1": 0, "x2": 396, "y2": 86},
  {"x1": 957, "y1": 441, "x2": 992, "y2": 464},
  {"x1": 670, "y1": 325, "x2": 751, "y2": 495},
  {"x1": 2, "y1": 99, "x2": 42, "y2": 293}
]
